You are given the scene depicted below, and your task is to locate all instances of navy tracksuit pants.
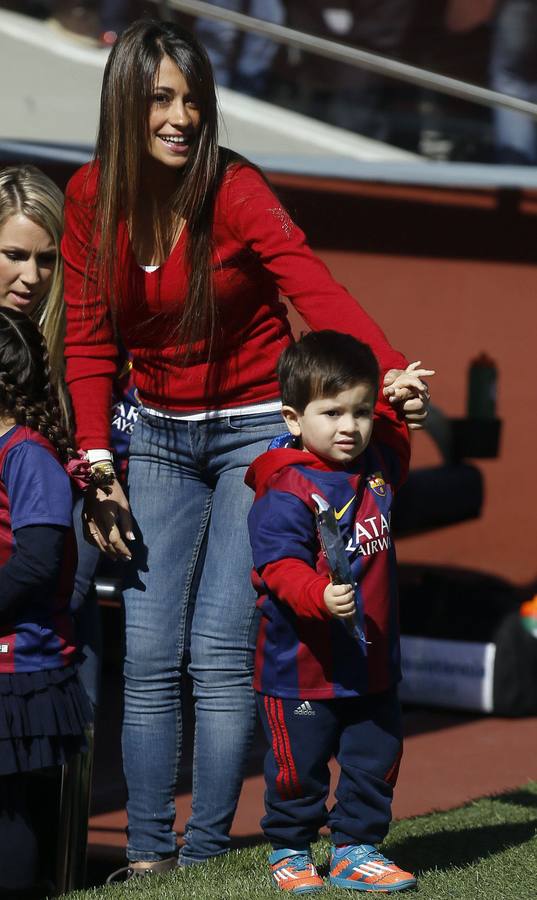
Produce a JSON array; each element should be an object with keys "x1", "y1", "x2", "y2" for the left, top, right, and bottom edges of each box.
[{"x1": 256, "y1": 689, "x2": 402, "y2": 849}]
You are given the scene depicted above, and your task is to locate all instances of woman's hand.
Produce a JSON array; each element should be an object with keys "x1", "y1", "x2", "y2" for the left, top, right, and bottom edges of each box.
[
  {"x1": 383, "y1": 361, "x2": 435, "y2": 430},
  {"x1": 82, "y1": 479, "x2": 134, "y2": 560}
]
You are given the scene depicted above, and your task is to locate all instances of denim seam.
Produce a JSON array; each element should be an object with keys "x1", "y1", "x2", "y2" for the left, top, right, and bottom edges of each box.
[{"x1": 173, "y1": 491, "x2": 213, "y2": 797}]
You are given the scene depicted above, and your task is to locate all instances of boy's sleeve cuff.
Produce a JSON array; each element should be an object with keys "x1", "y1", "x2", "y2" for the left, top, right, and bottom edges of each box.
[{"x1": 261, "y1": 558, "x2": 332, "y2": 620}]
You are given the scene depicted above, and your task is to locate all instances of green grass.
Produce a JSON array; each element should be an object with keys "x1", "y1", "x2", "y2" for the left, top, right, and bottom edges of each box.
[{"x1": 67, "y1": 782, "x2": 537, "y2": 900}]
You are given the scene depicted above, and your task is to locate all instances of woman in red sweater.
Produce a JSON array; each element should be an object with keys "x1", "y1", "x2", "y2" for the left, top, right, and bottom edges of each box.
[{"x1": 62, "y1": 19, "x2": 427, "y2": 880}]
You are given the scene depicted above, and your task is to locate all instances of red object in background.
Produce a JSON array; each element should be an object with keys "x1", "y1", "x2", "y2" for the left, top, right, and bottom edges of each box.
[
  {"x1": 520, "y1": 596, "x2": 537, "y2": 638},
  {"x1": 100, "y1": 31, "x2": 118, "y2": 47}
]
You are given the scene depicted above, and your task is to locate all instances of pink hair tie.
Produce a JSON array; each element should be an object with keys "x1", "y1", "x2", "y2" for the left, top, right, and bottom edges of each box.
[{"x1": 65, "y1": 452, "x2": 93, "y2": 490}]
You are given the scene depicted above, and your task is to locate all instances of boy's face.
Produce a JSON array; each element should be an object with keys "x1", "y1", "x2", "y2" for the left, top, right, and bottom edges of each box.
[{"x1": 283, "y1": 381, "x2": 376, "y2": 464}]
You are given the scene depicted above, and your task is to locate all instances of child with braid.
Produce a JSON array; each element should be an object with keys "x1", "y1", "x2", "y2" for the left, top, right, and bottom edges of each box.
[{"x1": 0, "y1": 308, "x2": 92, "y2": 898}]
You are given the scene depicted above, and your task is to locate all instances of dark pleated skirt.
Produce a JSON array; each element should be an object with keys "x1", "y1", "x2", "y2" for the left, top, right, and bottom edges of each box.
[{"x1": 0, "y1": 665, "x2": 93, "y2": 776}]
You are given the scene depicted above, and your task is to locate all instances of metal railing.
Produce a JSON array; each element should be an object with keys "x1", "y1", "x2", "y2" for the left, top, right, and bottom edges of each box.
[{"x1": 162, "y1": 0, "x2": 537, "y2": 119}]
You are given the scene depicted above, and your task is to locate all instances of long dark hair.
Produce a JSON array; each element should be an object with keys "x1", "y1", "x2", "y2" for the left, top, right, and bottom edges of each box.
[
  {"x1": 90, "y1": 18, "x2": 228, "y2": 351},
  {"x1": 0, "y1": 308, "x2": 75, "y2": 463}
]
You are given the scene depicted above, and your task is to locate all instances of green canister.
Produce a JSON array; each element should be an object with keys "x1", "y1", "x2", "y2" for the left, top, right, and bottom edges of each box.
[{"x1": 467, "y1": 353, "x2": 497, "y2": 419}]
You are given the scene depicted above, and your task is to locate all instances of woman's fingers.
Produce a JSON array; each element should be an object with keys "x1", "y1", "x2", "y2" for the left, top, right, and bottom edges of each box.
[
  {"x1": 386, "y1": 374, "x2": 433, "y2": 397},
  {"x1": 405, "y1": 361, "x2": 435, "y2": 378},
  {"x1": 117, "y1": 504, "x2": 135, "y2": 544},
  {"x1": 82, "y1": 481, "x2": 134, "y2": 560},
  {"x1": 106, "y1": 522, "x2": 132, "y2": 560},
  {"x1": 84, "y1": 517, "x2": 110, "y2": 555},
  {"x1": 384, "y1": 363, "x2": 434, "y2": 383}
]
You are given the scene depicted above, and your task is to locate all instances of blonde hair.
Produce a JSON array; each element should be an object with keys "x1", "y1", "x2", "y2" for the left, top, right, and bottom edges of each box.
[{"x1": 0, "y1": 165, "x2": 69, "y2": 421}]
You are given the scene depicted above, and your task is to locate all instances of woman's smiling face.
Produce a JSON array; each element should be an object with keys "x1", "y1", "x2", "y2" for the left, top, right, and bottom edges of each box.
[
  {"x1": 147, "y1": 55, "x2": 202, "y2": 170},
  {"x1": 0, "y1": 214, "x2": 56, "y2": 316}
]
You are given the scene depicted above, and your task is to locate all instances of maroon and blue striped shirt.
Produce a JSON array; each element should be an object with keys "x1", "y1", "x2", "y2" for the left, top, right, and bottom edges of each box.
[
  {"x1": 0, "y1": 426, "x2": 77, "y2": 673},
  {"x1": 246, "y1": 416, "x2": 409, "y2": 700}
]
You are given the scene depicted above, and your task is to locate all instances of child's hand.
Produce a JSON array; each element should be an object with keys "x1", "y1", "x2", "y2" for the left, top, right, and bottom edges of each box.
[
  {"x1": 383, "y1": 361, "x2": 435, "y2": 430},
  {"x1": 323, "y1": 583, "x2": 356, "y2": 618}
]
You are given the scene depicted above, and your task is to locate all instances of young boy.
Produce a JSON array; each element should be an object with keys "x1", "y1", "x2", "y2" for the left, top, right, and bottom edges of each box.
[{"x1": 246, "y1": 330, "x2": 432, "y2": 894}]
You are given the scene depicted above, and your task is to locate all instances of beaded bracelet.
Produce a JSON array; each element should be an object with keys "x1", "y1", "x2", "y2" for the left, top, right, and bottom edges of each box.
[{"x1": 90, "y1": 460, "x2": 116, "y2": 487}]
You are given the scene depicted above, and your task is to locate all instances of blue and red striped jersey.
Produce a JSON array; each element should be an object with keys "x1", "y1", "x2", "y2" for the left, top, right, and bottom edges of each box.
[
  {"x1": 246, "y1": 427, "x2": 408, "y2": 700},
  {"x1": 0, "y1": 426, "x2": 77, "y2": 673}
]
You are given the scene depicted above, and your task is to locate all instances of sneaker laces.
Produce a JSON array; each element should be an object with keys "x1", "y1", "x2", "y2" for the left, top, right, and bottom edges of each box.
[
  {"x1": 362, "y1": 848, "x2": 395, "y2": 866},
  {"x1": 283, "y1": 851, "x2": 313, "y2": 872},
  {"x1": 334, "y1": 844, "x2": 395, "y2": 868}
]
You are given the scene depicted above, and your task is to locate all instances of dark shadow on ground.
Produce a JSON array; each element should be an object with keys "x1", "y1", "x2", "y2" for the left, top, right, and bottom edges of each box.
[
  {"x1": 388, "y1": 819, "x2": 537, "y2": 875},
  {"x1": 495, "y1": 789, "x2": 537, "y2": 810}
]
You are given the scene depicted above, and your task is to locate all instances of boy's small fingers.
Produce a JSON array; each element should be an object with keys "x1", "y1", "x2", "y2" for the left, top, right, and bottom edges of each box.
[
  {"x1": 403, "y1": 397, "x2": 429, "y2": 414},
  {"x1": 383, "y1": 368, "x2": 401, "y2": 387}
]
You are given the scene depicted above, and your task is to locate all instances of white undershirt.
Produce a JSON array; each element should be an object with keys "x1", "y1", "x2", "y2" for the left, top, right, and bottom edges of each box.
[{"x1": 142, "y1": 399, "x2": 283, "y2": 421}]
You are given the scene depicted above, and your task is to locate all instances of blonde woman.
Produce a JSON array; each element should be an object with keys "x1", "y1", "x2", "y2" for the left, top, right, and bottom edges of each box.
[
  {"x1": 0, "y1": 165, "x2": 65, "y2": 389},
  {"x1": 0, "y1": 164, "x2": 104, "y2": 709}
]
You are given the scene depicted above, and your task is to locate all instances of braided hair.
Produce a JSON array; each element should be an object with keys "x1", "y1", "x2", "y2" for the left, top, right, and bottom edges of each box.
[{"x1": 0, "y1": 308, "x2": 76, "y2": 464}]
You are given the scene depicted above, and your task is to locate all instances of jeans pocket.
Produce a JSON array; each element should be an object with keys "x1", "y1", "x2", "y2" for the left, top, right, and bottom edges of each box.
[
  {"x1": 137, "y1": 406, "x2": 174, "y2": 430},
  {"x1": 228, "y1": 410, "x2": 285, "y2": 432}
]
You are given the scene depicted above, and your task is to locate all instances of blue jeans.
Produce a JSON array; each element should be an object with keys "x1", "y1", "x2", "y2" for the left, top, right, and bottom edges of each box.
[{"x1": 122, "y1": 406, "x2": 285, "y2": 863}]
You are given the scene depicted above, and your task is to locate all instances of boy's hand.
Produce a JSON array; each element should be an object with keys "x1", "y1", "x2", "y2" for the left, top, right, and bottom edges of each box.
[
  {"x1": 383, "y1": 361, "x2": 435, "y2": 430},
  {"x1": 324, "y1": 583, "x2": 356, "y2": 618}
]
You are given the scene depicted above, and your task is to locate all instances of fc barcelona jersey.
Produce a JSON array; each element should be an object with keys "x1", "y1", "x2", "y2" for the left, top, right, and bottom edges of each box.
[
  {"x1": 247, "y1": 440, "x2": 406, "y2": 700},
  {"x1": 0, "y1": 427, "x2": 77, "y2": 673}
]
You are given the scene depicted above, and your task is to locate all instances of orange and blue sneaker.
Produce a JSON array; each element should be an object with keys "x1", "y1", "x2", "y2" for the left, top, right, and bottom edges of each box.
[
  {"x1": 329, "y1": 844, "x2": 416, "y2": 892},
  {"x1": 269, "y1": 848, "x2": 324, "y2": 893}
]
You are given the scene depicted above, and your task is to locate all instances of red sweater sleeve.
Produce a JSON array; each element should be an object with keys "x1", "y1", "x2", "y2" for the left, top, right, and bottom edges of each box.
[
  {"x1": 261, "y1": 558, "x2": 332, "y2": 620},
  {"x1": 224, "y1": 165, "x2": 408, "y2": 375},
  {"x1": 61, "y1": 164, "x2": 118, "y2": 449},
  {"x1": 372, "y1": 389, "x2": 411, "y2": 488}
]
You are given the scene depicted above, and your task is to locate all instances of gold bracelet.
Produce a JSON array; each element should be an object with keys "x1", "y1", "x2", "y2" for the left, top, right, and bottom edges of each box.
[{"x1": 90, "y1": 461, "x2": 116, "y2": 487}]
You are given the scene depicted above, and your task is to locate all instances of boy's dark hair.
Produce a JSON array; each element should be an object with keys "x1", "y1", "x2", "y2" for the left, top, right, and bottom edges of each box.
[{"x1": 277, "y1": 330, "x2": 379, "y2": 413}]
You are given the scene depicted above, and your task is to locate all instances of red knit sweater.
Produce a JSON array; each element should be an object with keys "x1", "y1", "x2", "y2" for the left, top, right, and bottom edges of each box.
[{"x1": 62, "y1": 160, "x2": 406, "y2": 449}]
